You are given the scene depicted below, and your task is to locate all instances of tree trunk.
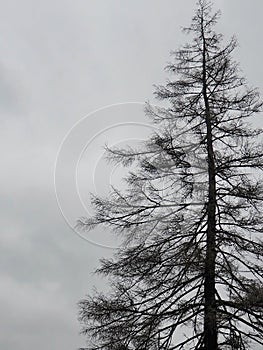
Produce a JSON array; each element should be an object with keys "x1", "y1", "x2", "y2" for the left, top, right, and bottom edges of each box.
[
  {"x1": 203, "y1": 107, "x2": 217, "y2": 349},
  {"x1": 202, "y1": 17, "x2": 218, "y2": 350}
]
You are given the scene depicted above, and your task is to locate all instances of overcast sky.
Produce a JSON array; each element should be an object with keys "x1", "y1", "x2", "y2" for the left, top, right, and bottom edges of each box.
[{"x1": 1, "y1": 1, "x2": 263, "y2": 349}]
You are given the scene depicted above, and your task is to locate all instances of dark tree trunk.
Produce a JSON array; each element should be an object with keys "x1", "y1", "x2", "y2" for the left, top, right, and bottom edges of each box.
[
  {"x1": 203, "y1": 105, "x2": 217, "y2": 349},
  {"x1": 202, "y1": 15, "x2": 218, "y2": 350}
]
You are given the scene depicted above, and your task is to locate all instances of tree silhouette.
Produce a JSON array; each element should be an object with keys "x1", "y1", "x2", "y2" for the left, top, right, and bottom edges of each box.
[{"x1": 78, "y1": 1, "x2": 263, "y2": 349}]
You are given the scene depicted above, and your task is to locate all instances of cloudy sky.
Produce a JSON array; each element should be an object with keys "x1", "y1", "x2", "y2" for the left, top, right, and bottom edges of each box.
[{"x1": 1, "y1": 1, "x2": 263, "y2": 349}]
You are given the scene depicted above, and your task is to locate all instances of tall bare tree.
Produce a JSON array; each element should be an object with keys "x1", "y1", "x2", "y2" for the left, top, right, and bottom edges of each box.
[{"x1": 78, "y1": 1, "x2": 263, "y2": 349}]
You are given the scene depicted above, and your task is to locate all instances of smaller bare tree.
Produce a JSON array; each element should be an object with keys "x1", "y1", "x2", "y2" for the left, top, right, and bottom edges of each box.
[{"x1": 78, "y1": 1, "x2": 263, "y2": 349}]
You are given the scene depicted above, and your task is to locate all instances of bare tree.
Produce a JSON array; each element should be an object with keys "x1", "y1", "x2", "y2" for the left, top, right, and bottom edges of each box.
[{"x1": 78, "y1": 1, "x2": 263, "y2": 349}]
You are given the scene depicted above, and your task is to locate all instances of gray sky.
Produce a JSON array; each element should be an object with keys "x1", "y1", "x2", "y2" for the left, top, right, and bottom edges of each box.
[{"x1": 1, "y1": 1, "x2": 263, "y2": 349}]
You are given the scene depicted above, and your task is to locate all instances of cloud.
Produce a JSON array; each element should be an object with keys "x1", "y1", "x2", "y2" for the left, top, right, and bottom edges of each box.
[{"x1": 0, "y1": 273, "x2": 79, "y2": 349}]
